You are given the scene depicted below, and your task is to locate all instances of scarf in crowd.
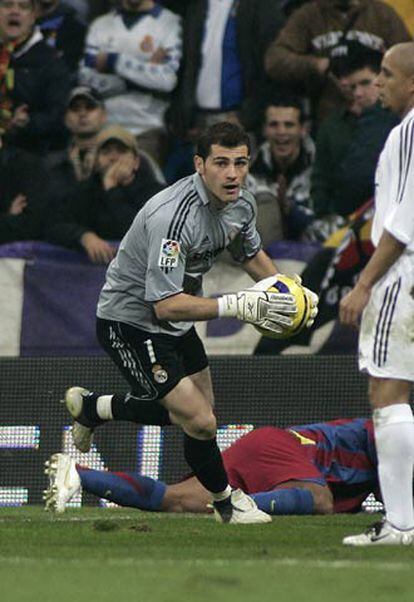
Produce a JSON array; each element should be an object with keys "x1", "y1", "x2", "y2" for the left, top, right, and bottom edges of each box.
[
  {"x1": 0, "y1": 39, "x2": 17, "y2": 134},
  {"x1": 68, "y1": 141, "x2": 96, "y2": 181}
]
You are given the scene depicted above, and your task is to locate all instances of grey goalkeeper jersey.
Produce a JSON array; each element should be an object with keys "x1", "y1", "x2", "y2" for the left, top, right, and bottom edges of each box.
[{"x1": 97, "y1": 173, "x2": 261, "y2": 335}]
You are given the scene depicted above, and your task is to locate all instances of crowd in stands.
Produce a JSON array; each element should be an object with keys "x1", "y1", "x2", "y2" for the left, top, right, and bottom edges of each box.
[{"x1": 0, "y1": 0, "x2": 412, "y2": 276}]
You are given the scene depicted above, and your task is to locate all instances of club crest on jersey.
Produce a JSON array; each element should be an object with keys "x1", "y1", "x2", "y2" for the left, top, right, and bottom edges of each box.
[{"x1": 158, "y1": 238, "x2": 180, "y2": 269}]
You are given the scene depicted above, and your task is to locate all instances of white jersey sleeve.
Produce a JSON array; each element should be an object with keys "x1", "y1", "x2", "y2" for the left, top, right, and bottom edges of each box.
[{"x1": 383, "y1": 116, "x2": 414, "y2": 247}]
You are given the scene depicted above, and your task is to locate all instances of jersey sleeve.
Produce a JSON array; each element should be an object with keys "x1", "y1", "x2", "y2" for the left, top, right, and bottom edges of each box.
[
  {"x1": 384, "y1": 118, "x2": 414, "y2": 245},
  {"x1": 144, "y1": 208, "x2": 190, "y2": 302}
]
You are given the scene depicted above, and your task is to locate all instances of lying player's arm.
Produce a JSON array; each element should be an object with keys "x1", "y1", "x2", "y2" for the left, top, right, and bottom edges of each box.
[{"x1": 242, "y1": 249, "x2": 279, "y2": 282}]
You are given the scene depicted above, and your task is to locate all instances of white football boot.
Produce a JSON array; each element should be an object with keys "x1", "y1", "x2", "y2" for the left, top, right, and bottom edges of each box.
[
  {"x1": 343, "y1": 520, "x2": 414, "y2": 546},
  {"x1": 213, "y1": 489, "x2": 272, "y2": 524},
  {"x1": 64, "y1": 386, "x2": 96, "y2": 453},
  {"x1": 43, "y1": 453, "x2": 81, "y2": 514}
]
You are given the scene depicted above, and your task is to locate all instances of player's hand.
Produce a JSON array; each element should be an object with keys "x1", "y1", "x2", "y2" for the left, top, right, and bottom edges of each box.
[
  {"x1": 80, "y1": 231, "x2": 116, "y2": 264},
  {"x1": 339, "y1": 281, "x2": 371, "y2": 329},
  {"x1": 291, "y1": 274, "x2": 319, "y2": 328},
  {"x1": 218, "y1": 289, "x2": 297, "y2": 334}
]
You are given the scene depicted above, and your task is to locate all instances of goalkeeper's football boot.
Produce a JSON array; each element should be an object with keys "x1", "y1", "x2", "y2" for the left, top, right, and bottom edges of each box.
[
  {"x1": 64, "y1": 386, "x2": 104, "y2": 453},
  {"x1": 213, "y1": 489, "x2": 272, "y2": 524},
  {"x1": 43, "y1": 453, "x2": 80, "y2": 514},
  {"x1": 343, "y1": 520, "x2": 414, "y2": 546}
]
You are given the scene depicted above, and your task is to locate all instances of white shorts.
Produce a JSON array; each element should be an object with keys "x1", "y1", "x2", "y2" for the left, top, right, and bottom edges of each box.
[{"x1": 359, "y1": 252, "x2": 414, "y2": 380}]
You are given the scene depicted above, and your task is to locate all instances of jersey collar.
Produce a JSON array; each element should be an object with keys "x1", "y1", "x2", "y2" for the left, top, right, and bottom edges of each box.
[{"x1": 193, "y1": 172, "x2": 211, "y2": 206}]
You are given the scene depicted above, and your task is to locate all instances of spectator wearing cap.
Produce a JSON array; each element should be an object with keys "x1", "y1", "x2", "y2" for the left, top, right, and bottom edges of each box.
[
  {"x1": 264, "y1": 0, "x2": 411, "y2": 122},
  {"x1": 48, "y1": 86, "x2": 107, "y2": 200},
  {"x1": 0, "y1": 0, "x2": 71, "y2": 154},
  {"x1": 78, "y1": 0, "x2": 182, "y2": 166},
  {"x1": 35, "y1": 0, "x2": 86, "y2": 75},
  {"x1": 45, "y1": 125, "x2": 165, "y2": 263},
  {"x1": 307, "y1": 46, "x2": 397, "y2": 239}
]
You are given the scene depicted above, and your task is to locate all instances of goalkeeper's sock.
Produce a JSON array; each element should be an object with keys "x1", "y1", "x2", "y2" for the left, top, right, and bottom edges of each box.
[
  {"x1": 110, "y1": 394, "x2": 172, "y2": 426},
  {"x1": 251, "y1": 488, "x2": 314, "y2": 515},
  {"x1": 76, "y1": 466, "x2": 167, "y2": 511},
  {"x1": 183, "y1": 433, "x2": 230, "y2": 495}
]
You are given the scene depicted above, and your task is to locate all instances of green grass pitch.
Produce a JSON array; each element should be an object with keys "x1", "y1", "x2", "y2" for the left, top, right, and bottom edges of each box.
[{"x1": 1, "y1": 507, "x2": 414, "y2": 602}]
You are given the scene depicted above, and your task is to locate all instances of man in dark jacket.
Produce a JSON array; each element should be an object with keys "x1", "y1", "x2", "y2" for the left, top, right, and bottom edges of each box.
[
  {"x1": 46, "y1": 125, "x2": 165, "y2": 264},
  {"x1": 0, "y1": 134, "x2": 51, "y2": 243},
  {"x1": 0, "y1": 0, "x2": 71, "y2": 153},
  {"x1": 265, "y1": 0, "x2": 410, "y2": 121},
  {"x1": 311, "y1": 46, "x2": 398, "y2": 220},
  {"x1": 35, "y1": 0, "x2": 86, "y2": 75},
  {"x1": 167, "y1": 0, "x2": 285, "y2": 138}
]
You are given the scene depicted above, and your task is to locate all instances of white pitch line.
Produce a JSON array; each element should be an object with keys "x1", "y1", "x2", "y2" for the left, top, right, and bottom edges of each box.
[{"x1": 0, "y1": 557, "x2": 411, "y2": 571}]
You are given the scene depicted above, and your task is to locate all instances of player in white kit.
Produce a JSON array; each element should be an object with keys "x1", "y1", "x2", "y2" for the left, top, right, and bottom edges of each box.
[{"x1": 340, "y1": 42, "x2": 414, "y2": 545}]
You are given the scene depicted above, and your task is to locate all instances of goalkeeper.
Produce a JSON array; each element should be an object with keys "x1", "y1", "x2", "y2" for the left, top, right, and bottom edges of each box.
[
  {"x1": 63, "y1": 121, "x2": 318, "y2": 525},
  {"x1": 45, "y1": 417, "x2": 379, "y2": 516}
]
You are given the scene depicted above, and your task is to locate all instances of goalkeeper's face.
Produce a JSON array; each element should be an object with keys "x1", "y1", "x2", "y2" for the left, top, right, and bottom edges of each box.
[{"x1": 194, "y1": 144, "x2": 250, "y2": 204}]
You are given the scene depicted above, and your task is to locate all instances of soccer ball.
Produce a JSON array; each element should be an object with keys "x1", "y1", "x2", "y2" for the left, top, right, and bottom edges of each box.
[{"x1": 251, "y1": 274, "x2": 312, "y2": 339}]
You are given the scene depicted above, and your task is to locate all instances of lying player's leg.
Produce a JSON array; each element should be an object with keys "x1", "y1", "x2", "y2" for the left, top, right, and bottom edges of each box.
[{"x1": 251, "y1": 480, "x2": 333, "y2": 515}]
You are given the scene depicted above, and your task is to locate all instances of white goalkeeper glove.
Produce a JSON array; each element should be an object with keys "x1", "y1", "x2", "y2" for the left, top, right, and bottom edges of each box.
[
  {"x1": 291, "y1": 273, "x2": 319, "y2": 328},
  {"x1": 217, "y1": 288, "x2": 297, "y2": 334}
]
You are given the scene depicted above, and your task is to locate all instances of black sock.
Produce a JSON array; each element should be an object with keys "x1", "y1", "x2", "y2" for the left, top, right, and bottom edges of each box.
[
  {"x1": 183, "y1": 433, "x2": 229, "y2": 494},
  {"x1": 111, "y1": 394, "x2": 171, "y2": 426}
]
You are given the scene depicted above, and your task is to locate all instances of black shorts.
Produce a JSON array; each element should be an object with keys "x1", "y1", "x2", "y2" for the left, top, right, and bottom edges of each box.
[{"x1": 96, "y1": 318, "x2": 209, "y2": 401}]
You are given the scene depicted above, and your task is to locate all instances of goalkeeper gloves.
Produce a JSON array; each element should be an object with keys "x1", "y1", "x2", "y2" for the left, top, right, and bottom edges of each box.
[
  {"x1": 290, "y1": 273, "x2": 319, "y2": 328},
  {"x1": 217, "y1": 288, "x2": 297, "y2": 334}
]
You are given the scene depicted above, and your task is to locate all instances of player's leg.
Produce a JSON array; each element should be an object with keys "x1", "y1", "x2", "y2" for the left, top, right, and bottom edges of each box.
[
  {"x1": 251, "y1": 480, "x2": 333, "y2": 515},
  {"x1": 344, "y1": 260, "x2": 414, "y2": 545},
  {"x1": 64, "y1": 319, "x2": 174, "y2": 452},
  {"x1": 160, "y1": 374, "x2": 270, "y2": 523},
  {"x1": 343, "y1": 376, "x2": 414, "y2": 546}
]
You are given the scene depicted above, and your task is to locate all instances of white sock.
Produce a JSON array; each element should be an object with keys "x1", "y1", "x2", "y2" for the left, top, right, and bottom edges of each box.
[
  {"x1": 96, "y1": 395, "x2": 114, "y2": 420},
  {"x1": 211, "y1": 485, "x2": 232, "y2": 502},
  {"x1": 373, "y1": 403, "x2": 414, "y2": 530}
]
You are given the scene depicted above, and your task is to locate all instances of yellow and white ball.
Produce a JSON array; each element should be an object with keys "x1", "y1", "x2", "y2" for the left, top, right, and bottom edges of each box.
[{"x1": 252, "y1": 274, "x2": 312, "y2": 339}]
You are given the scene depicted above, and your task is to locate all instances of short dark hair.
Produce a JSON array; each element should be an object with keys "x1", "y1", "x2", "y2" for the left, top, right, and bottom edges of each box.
[
  {"x1": 262, "y1": 94, "x2": 305, "y2": 124},
  {"x1": 195, "y1": 122, "x2": 251, "y2": 159},
  {"x1": 330, "y1": 42, "x2": 383, "y2": 78}
]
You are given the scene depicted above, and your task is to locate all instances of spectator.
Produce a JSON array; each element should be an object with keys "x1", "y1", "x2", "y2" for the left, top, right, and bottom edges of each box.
[
  {"x1": 0, "y1": 134, "x2": 52, "y2": 242},
  {"x1": 167, "y1": 0, "x2": 285, "y2": 140},
  {"x1": 46, "y1": 125, "x2": 164, "y2": 263},
  {"x1": 78, "y1": 0, "x2": 182, "y2": 166},
  {"x1": 310, "y1": 46, "x2": 398, "y2": 227},
  {"x1": 248, "y1": 95, "x2": 315, "y2": 243},
  {"x1": 35, "y1": 0, "x2": 86, "y2": 74},
  {"x1": 48, "y1": 86, "x2": 107, "y2": 198},
  {"x1": 0, "y1": 0, "x2": 71, "y2": 154},
  {"x1": 264, "y1": 0, "x2": 411, "y2": 122}
]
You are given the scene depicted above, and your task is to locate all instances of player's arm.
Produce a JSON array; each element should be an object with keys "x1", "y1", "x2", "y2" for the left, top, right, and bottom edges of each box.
[
  {"x1": 242, "y1": 249, "x2": 279, "y2": 281},
  {"x1": 154, "y1": 293, "x2": 220, "y2": 322},
  {"x1": 340, "y1": 228, "x2": 406, "y2": 328}
]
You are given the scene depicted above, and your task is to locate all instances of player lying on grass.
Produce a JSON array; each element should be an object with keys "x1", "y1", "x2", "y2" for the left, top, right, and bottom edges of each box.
[{"x1": 44, "y1": 417, "x2": 380, "y2": 516}]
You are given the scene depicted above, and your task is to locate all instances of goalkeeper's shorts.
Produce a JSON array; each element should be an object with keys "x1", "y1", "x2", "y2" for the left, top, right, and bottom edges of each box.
[{"x1": 96, "y1": 318, "x2": 209, "y2": 401}]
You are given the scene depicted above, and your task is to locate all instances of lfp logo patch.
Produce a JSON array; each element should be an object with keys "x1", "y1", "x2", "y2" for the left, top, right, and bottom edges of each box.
[{"x1": 158, "y1": 239, "x2": 180, "y2": 269}]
